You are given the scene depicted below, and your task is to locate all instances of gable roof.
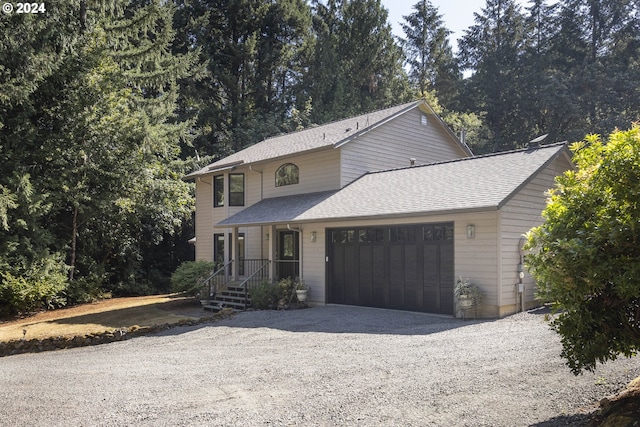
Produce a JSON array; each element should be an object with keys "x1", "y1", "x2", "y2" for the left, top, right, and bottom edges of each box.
[
  {"x1": 216, "y1": 143, "x2": 570, "y2": 227},
  {"x1": 185, "y1": 100, "x2": 471, "y2": 179}
]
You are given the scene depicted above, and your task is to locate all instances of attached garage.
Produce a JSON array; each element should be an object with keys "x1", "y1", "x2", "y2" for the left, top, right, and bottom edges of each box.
[
  {"x1": 327, "y1": 223, "x2": 454, "y2": 314},
  {"x1": 213, "y1": 142, "x2": 573, "y2": 318}
]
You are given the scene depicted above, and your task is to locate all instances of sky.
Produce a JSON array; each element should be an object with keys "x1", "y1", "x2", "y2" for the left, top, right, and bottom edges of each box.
[{"x1": 380, "y1": 0, "x2": 528, "y2": 51}]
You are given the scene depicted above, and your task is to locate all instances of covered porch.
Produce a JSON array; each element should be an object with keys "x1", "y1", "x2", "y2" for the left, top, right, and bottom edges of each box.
[
  {"x1": 223, "y1": 224, "x2": 302, "y2": 283},
  {"x1": 215, "y1": 191, "x2": 335, "y2": 283},
  {"x1": 199, "y1": 224, "x2": 305, "y2": 312}
]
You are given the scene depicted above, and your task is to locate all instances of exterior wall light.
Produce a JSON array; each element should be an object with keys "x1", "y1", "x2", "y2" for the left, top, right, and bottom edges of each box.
[
  {"x1": 311, "y1": 231, "x2": 317, "y2": 242},
  {"x1": 467, "y1": 224, "x2": 475, "y2": 239}
]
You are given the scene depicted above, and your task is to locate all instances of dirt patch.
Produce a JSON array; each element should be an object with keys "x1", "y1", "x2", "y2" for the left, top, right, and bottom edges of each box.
[{"x1": 0, "y1": 294, "x2": 209, "y2": 342}]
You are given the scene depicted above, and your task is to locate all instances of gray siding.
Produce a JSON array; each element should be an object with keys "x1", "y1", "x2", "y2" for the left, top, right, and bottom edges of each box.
[
  {"x1": 194, "y1": 176, "x2": 214, "y2": 262},
  {"x1": 195, "y1": 168, "x2": 263, "y2": 263},
  {"x1": 340, "y1": 108, "x2": 469, "y2": 186},
  {"x1": 260, "y1": 149, "x2": 341, "y2": 199},
  {"x1": 499, "y1": 154, "x2": 573, "y2": 316}
]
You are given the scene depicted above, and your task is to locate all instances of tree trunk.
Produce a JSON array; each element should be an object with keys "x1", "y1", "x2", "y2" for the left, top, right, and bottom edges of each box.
[
  {"x1": 69, "y1": 205, "x2": 78, "y2": 281},
  {"x1": 80, "y1": 1, "x2": 87, "y2": 32}
]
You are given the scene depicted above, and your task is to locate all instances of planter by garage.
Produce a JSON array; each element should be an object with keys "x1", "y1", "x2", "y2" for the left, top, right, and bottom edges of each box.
[{"x1": 296, "y1": 289, "x2": 308, "y2": 302}]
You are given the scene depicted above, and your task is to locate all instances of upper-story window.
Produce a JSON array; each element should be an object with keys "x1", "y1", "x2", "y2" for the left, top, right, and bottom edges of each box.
[
  {"x1": 213, "y1": 175, "x2": 224, "y2": 207},
  {"x1": 275, "y1": 163, "x2": 299, "y2": 187},
  {"x1": 229, "y1": 173, "x2": 245, "y2": 206}
]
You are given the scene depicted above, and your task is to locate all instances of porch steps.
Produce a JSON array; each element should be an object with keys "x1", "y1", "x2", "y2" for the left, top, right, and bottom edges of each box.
[{"x1": 202, "y1": 283, "x2": 250, "y2": 312}]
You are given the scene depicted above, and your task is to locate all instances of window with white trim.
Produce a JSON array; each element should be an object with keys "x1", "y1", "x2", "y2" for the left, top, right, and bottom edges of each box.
[{"x1": 275, "y1": 163, "x2": 299, "y2": 187}]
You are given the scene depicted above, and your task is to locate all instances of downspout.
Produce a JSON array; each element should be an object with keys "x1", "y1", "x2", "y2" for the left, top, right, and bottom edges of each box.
[
  {"x1": 287, "y1": 224, "x2": 303, "y2": 279},
  {"x1": 518, "y1": 236, "x2": 527, "y2": 312}
]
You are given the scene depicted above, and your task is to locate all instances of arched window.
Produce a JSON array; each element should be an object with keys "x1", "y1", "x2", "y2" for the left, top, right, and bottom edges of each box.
[{"x1": 275, "y1": 163, "x2": 299, "y2": 187}]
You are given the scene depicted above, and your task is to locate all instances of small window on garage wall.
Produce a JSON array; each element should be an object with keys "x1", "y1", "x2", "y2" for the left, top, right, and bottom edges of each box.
[{"x1": 275, "y1": 163, "x2": 299, "y2": 187}]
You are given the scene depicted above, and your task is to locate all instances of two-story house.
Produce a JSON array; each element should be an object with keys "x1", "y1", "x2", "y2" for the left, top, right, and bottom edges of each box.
[{"x1": 185, "y1": 100, "x2": 573, "y2": 318}]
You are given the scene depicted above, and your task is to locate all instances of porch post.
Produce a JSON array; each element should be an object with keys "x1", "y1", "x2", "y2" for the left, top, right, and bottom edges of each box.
[
  {"x1": 269, "y1": 224, "x2": 277, "y2": 281},
  {"x1": 232, "y1": 226, "x2": 239, "y2": 280},
  {"x1": 298, "y1": 228, "x2": 303, "y2": 279}
]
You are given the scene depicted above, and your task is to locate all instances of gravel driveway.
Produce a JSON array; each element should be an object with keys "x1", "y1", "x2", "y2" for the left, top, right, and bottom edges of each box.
[{"x1": 1, "y1": 306, "x2": 638, "y2": 426}]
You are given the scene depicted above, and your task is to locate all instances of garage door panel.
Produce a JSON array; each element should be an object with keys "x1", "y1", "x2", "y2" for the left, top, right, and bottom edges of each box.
[
  {"x1": 440, "y1": 242, "x2": 455, "y2": 314},
  {"x1": 371, "y1": 245, "x2": 387, "y2": 307},
  {"x1": 423, "y1": 244, "x2": 439, "y2": 312},
  {"x1": 328, "y1": 223, "x2": 453, "y2": 314},
  {"x1": 330, "y1": 245, "x2": 345, "y2": 304},
  {"x1": 403, "y1": 244, "x2": 422, "y2": 310},
  {"x1": 359, "y1": 246, "x2": 373, "y2": 306},
  {"x1": 344, "y1": 245, "x2": 359, "y2": 305},
  {"x1": 389, "y1": 245, "x2": 404, "y2": 308}
]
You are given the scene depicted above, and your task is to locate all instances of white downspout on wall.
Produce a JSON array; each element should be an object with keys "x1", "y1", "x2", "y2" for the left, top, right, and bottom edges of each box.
[{"x1": 496, "y1": 210, "x2": 503, "y2": 317}]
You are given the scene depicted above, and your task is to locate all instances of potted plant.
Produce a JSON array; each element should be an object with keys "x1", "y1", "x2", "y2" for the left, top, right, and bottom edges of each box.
[
  {"x1": 294, "y1": 279, "x2": 308, "y2": 303},
  {"x1": 454, "y1": 277, "x2": 482, "y2": 311}
]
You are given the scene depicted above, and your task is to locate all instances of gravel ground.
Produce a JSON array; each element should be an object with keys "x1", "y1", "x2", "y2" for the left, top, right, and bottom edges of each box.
[{"x1": 0, "y1": 305, "x2": 638, "y2": 426}]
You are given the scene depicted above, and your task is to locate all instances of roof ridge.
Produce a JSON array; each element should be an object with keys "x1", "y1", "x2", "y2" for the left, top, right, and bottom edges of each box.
[
  {"x1": 256, "y1": 100, "x2": 422, "y2": 141},
  {"x1": 364, "y1": 141, "x2": 568, "y2": 176}
]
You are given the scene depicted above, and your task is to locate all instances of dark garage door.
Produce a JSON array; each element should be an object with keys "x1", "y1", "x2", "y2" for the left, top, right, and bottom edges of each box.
[{"x1": 327, "y1": 223, "x2": 454, "y2": 314}]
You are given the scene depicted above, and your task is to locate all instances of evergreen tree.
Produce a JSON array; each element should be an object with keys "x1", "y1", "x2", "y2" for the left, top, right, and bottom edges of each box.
[
  {"x1": 458, "y1": 0, "x2": 528, "y2": 152},
  {"x1": 0, "y1": 1, "x2": 197, "y2": 310},
  {"x1": 0, "y1": 1, "x2": 84, "y2": 311},
  {"x1": 550, "y1": 0, "x2": 640, "y2": 139},
  {"x1": 173, "y1": 0, "x2": 312, "y2": 156},
  {"x1": 400, "y1": 0, "x2": 460, "y2": 108},
  {"x1": 304, "y1": 0, "x2": 410, "y2": 124},
  {"x1": 518, "y1": 0, "x2": 569, "y2": 143},
  {"x1": 68, "y1": 1, "x2": 197, "y2": 295}
]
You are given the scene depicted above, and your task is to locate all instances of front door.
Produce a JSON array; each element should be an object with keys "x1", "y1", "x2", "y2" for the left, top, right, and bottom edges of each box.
[{"x1": 277, "y1": 230, "x2": 299, "y2": 279}]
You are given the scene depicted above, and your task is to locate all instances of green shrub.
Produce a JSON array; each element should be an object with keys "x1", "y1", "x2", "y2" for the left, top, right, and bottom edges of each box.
[
  {"x1": 0, "y1": 256, "x2": 69, "y2": 316},
  {"x1": 170, "y1": 260, "x2": 215, "y2": 296},
  {"x1": 277, "y1": 277, "x2": 295, "y2": 302},
  {"x1": 65, "y1": 277, "x2": 110, "y2": 305},
  {"x1": 64, "y1": 257, "x2": 108, "y2": 304},
  {"x1": 250, "y1": 280, "x2": 282, "y2": 309},
  {"x1": 525, "y1": 126, "x2": 640, "y2": 374}
]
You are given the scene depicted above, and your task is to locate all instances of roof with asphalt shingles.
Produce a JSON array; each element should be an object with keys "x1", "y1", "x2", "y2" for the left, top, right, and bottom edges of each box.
[
  {"x1": 185, "y1": 100, "x2": 470, "y2": 179},
  {"x1": 216, "y1": 143, "x2": 569, "y2": 227}
]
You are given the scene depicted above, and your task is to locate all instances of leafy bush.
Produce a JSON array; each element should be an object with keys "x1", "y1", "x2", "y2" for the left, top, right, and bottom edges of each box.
[
  {"x1": 0, "y1": 256, "x2": 69, "y2": 316},
  {"x1": 525, "y1": 126, "x2": 640, "y2": 374},
  {"x1": 276, "y1": 277, "x2": 307, "y2": 303},
  {"x1": 64, "y1": 257, "x2": 108, "y2": 304},
  {"x1": 250, "y1": 280, "x2": 282, "y2": 309},
  {"x1": 277, "y1": 277, "x2": 295, "y2": 302},
  {"x1": 65, "y1": 277, "x2": 110, "y2": 305},
  {"x1": 170, "y1": 260, "x2": 215, "y2": 295}
]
